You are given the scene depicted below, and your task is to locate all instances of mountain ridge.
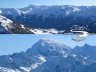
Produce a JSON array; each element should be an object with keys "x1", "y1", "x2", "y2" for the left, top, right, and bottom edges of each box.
[
  {"x1": 0, "y1": 5, "x2": 96, "y2": 33},
  {"x1": 0, "y1": 39, "x2": 96, "y2": 72}
]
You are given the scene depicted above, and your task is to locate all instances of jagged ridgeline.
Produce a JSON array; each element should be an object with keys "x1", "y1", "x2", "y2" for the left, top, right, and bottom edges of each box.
[
  {"x1": 0, "y1": 5, "x2": 96, "y2": 34},
  {"x1": 0, "y1": 39, "x2": 96, "y2": 72}
]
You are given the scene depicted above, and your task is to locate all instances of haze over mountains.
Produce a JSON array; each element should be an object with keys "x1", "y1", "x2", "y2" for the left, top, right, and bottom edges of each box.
[
  {"x1": 0, "y1": 39, "x2": 96, "y2": 72},
  {"x1": 0, "y1": 5, "x2": 96, "y2": 34}
]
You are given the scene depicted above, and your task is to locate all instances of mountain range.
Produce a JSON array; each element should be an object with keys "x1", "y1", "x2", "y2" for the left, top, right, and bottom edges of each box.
[
  {"x1": 0, "y1": 5, "x2": 96, "y2": 34},
  {"x1": 0, "y1": 15, "x2": 64, "y2": 34},
  {"x1": 0, "y1": 39, "x2": 96, "y2": 72}
]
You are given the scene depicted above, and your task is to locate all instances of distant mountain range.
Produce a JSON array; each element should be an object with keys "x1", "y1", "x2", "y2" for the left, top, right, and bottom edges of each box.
[
  {"x1": 0, "y1": 5, "x2": 96, "y2": 34},
  {"x1": 0, "y1": 39, "x2": 96, "y2": 72}
]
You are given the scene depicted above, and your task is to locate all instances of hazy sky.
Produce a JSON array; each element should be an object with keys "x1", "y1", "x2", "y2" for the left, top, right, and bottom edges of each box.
[
  {"x1": 0, "y1": 34, "x2": 96, "y2": 56},
  {"x1": 0, "y1": 0, "x2": 96, "y2": 8}
]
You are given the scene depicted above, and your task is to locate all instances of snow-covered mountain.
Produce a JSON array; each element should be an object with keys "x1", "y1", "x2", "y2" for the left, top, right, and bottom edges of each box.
[
  {"x1": 0, "y1": 39, "x2": 71, "y2": 72},
  {"x1": 0, "y1": 5, "x2": 96, "y2": 33},
  {"x1": 73, "y1": 44, "x2": 96, "y2": 64},
  {"x1": 1, "y1": 5, "x2": 96, "y2": 17},
  {"x1": 0, "y1": 39, "x2": 96, "y2": 72},
  {"x1": 19, "y1": 5, "x2": 96, "y2": 18},
  {"x1": 26, "y1": 39, "x2": 71, "y2": 56},
  {"x1": 0, "y1": 15, "x2": 65, "y2": 34},
  {"x1": 0, "y1": 15, "x2": 34, "y2": 34}
]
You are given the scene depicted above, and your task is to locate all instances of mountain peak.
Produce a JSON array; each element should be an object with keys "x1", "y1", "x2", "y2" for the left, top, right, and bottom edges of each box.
[
  {"x1": 30, "y1": 39, "x2": 62, "y2": 51},
  {"x1": 38, "y1": 39, "x2": 57, "y2": 44},
  {"x1": 84, "y1": 44, "x2": 90, "y2": 47},
  {"x1": 36, "y1": 39, "x2": 69, "y2": 48},
  {"x1": 26, "y1": 39, "x2": 71, "y2": 56},
  {"x1": 27, "y1": 4, "x2": 37, "y2": 8}
]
